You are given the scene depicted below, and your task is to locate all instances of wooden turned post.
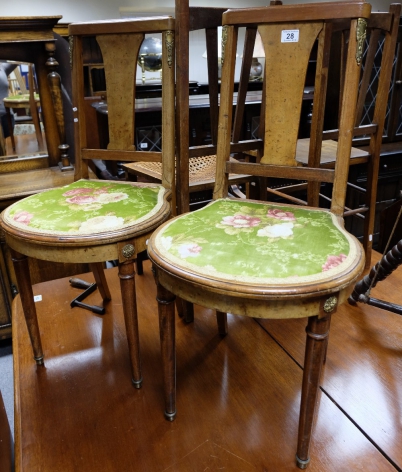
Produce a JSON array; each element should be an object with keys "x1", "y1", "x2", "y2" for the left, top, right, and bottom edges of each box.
[
  {"x1": 45, "y1": 41, "x2": 73, "y2": 171},
  {"x1": 10, "y1": 249, "x2": 44, "y2": 365},
  {"x1": 118, "y1": 245, "x2": 142, "y2": 388}
]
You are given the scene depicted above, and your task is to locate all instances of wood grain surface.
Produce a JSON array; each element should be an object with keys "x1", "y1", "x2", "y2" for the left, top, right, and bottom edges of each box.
[{"x1": 12, "y1": 255, "x2": 400, "y2": 471}]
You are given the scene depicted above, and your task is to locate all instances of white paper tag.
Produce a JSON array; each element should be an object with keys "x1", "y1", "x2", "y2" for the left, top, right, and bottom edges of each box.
[
  {"x1": 140, "y1": 143, "x2": 148, "y2": 149},
  {"x1": 34, "y1": 295, "x2": 42, "y2": 302},
  {"x1": 281, "y1": 30, "x2": 299, "y2": 43}
]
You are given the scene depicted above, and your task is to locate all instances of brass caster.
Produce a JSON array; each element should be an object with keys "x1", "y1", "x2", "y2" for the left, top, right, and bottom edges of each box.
[
  {"x1": 296, "y1": 454, "x2": 310, "y2": 469},
  {"x1": 132, "y1": 377, "x2": 143, "y2": 389},
  {"x1": 34, "y1": 356, "x2": 44, "y2": 366},
  {"x1": 164, "y1": 410, "x2": 176, "y2": 422}
]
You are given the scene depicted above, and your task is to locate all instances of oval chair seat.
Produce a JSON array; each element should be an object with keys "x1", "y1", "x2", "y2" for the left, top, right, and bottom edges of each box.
[
  {"x1": 2, "y1": 179, "x2": 171, "y2": 254},
  {"x1": 149, "y1": 198, "x2": 364, "y2": 318}
]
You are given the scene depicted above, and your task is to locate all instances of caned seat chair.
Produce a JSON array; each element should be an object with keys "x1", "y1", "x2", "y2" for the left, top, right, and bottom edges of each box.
[
  {"x1": 291, "y1": 4, "x2": 401, "y2": 270},
  {"x1": 147, "y1": 2, "x2": 369, "y2": 468},
  {"x1": 124, "y1": 2, "x2": 253, "y2": 215},
  {"x1": 0, "y1": 17, "x2": 176, "y2": 388}
]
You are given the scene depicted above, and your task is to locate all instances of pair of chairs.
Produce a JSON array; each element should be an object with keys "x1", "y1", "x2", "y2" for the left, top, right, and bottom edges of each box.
[{"x1": 1, "y1": 2, "x2": 399, "y2": 468}]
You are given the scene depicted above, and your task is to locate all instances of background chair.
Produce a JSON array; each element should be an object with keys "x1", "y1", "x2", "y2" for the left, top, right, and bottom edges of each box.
[
  {"x1": 124, "y1": 2, "x2": 253, "y2": 215},
  {"x1": 148, "y1": 2, "x2": 369, "y2": 469},
  {"x1": 0, "y1": 17, "x2": 176, "y2": 388},
  {"x1": 277, "y1": 5, "x2": 401, "y2": 269},
  {"x1": 3, "y1": 64, "x2": 44, "y2": 152}
]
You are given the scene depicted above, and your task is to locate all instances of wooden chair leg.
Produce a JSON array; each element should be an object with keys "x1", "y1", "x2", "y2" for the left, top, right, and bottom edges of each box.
[
  {"x1": 216, "y1": 311, "x2": 228, "y2": 336},
  {"x1": 90, "y1": 262, "x2": 111, "y2": 301},
  {"x1": 156, "y1": 280, "x2": 176, "y2": 421},
  {"x1": 296, "y1": 313, "x2": 332, "y2": 469},
  {"x1": 118, "y1": 259, "x2": 142, "y2": 388},
  {"x1": 181, "y1": 300, "x2": 194, "y2": 323},
  {"x1": 10, "y1": 249, "x2": 44, "y2": 365}
]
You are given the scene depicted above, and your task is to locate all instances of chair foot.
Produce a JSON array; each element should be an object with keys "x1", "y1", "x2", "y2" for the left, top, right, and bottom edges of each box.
[
  {"x1": 131, "y1": 377, "x2": 143, "y2": 389},
  {"x1": 34, "y1": 355, "x2": 44, "y2": 365},
  {"x1": 296, "y1": 455, "x2": 310, "y2": 469},
  {"x1": 164, "y1": 410, "x2": 176, "y2": 422}
]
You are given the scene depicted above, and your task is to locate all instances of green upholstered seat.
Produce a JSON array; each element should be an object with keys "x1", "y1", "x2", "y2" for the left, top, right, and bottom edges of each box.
[
  {"x1": 153, "y1": 198, "x2": 358, "y2": 285},
  {"x1": 3, "y1": 180, "x2": 166, "y2": 237}
]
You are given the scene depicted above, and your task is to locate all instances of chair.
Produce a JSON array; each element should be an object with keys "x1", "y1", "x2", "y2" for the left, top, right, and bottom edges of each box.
[
  {"x1": 290, "y1": 5, "x2": 401, "y2": 270},
  {"x1": 0, "y1": 17, "x2": 176, "y2": 388},
  {"x1": 3, "y1": 64, "x2": 44, "y2": 152},
  {"x1": 147, "y1": 2, "x2": 369, "y2": 468},
  {"x1": 123, "y1": 2, "x2": 253, "y2": 215}
]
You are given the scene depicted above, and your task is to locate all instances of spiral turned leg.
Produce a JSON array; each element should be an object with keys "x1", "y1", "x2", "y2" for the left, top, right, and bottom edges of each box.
[{"x1": 349, "y1": 239, "x2": 402, "y2": 306}]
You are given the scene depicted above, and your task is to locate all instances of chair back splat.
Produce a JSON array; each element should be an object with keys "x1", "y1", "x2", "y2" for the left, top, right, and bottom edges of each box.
[
  {"x1": 147, "y1": 2, "x2": 371, "y2": 469},
  {"x1": 0, "y1": 17, "x2": 175, "y2": 389},
  {"x1": 71, "y1": 18, "x2": 175, "y2": 196}
]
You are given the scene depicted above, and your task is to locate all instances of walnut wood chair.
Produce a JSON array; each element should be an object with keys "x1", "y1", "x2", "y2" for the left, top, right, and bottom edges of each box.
[
  {"x1": 147, "y1": 2, "x2": 370, "y2": 468},
  {"x1": 288, "y1": 4, "x2": 401, "y2": 270},
  {"x1": 0, "y1": 17, "x2": 175, "y2": 388}
]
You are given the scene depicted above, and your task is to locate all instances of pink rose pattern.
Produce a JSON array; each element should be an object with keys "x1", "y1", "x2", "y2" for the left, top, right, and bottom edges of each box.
[
  {"x1": 221, "y1": 214, "x2": 261, "y2": 228},
  {"x1": 62, "y1": 188, "x2": 93, "y2": 196},
  {"x1": 63, "y1": 187, "x2": 124, "y2": 205},
  {"x1": 66, "y1": 195, "x2": 99, "y2": 205},
  {"x1": 13, "y1": 210, "x2": 33, "y2": 225},
  {"x1": 267, "y1": 209, "x2": 295, "y2": 221},
  {"x1": 322, "y1": 254, "x2": 347, "y2": 272}
]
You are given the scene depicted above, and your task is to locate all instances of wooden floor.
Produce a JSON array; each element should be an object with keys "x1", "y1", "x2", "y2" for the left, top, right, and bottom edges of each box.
[{"x1": 12, "y1": 253, "x2": 402, "y2": 471}]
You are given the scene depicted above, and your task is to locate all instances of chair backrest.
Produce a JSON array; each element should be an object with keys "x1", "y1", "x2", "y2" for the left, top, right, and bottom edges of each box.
[
  {"x1": 175, "y1": 2, "x2": 227, "y2": 214},
  {"x1": 8, "y1": 65, "x2": 27, "y2": 95},
  {"x1": 214, "y1": 1, "x2": 371, "y2": 219},
  {"x1": 69, "y1": 17, "x2": 176, "y2": 193},
  {"x1": 176, "y1": 1, "x2": 282, "y2": 214}
]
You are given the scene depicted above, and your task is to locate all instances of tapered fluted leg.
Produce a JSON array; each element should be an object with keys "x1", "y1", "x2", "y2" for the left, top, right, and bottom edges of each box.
[
  {"x1": 118, "y1": 260, "x2": 142, "y2": 388},
  {"x1": 156, "y1": 280, "x2": 176, "y2": 421},
  {"x1": 11, "y1": 249, "x2": 44, "y2": 365},
  {"x1": 296, "y1": 313, "x2": 332, "y2": 469}
]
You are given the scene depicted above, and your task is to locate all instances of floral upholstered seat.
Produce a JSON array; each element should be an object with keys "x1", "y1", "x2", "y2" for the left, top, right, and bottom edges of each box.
[
  {"x1": 3, "y1": 180, "x2": 167, "y2": 238},
  {"x1": 153, "y1": 198, "x2": 359, "y2": 289}
]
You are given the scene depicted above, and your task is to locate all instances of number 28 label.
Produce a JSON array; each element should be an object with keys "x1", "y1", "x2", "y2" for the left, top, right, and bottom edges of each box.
[{"x1": 281, "y1": 30, "x2": 299, "y2": 43}]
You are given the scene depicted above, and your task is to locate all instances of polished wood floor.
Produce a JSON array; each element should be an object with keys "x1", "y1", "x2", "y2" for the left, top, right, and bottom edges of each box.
[{"x1": 12, "y1": 253, "x2": 402, "y2": 471}]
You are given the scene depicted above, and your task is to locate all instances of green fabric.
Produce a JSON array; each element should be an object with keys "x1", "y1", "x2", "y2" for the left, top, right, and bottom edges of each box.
[
  {"x1": 154, "y1": 199, "x2": 356, "y2": 285},
  {"x1": 5, "y1": 93, "x2": 40, "y2": 101},
  {"x1": 3, "y1": 180, "x2": 165, "y2": 235}
]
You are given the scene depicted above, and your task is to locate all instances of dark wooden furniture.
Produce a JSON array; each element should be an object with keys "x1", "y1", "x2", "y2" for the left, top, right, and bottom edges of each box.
[
  {"x1": 0, "y1": 17, "x2": 176, "y2": 385},
  {"x1": 0, "y1": 17, "x2": 71, "y2": 169},
  {"x1": 148, "y1": 2, "x2": 369, "y2": 469},
  {"x1": 0, "y1": 16, "x2": 79, "y2": 339}
]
